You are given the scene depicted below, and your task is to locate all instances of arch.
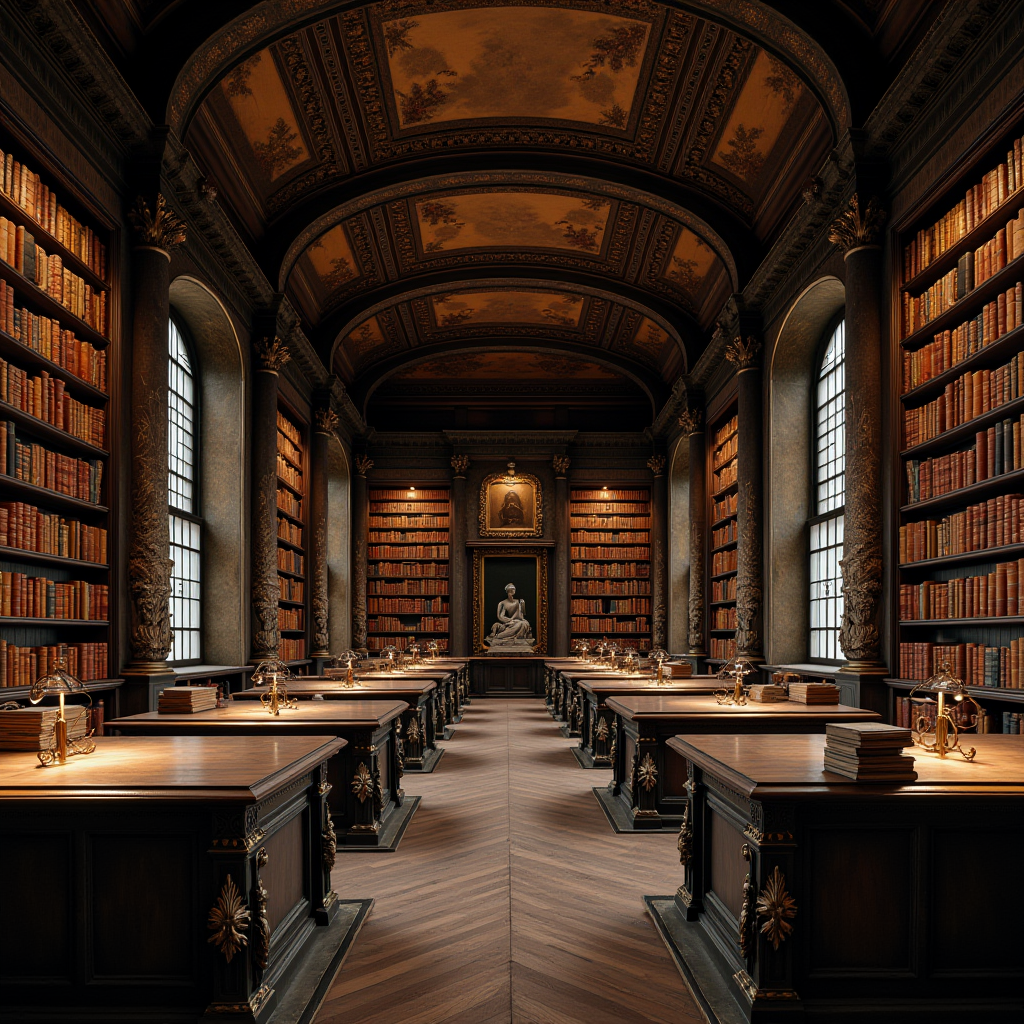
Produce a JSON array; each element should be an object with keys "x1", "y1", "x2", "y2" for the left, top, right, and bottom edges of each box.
[
  {"x1": 764, "y1": 275, "x2": 845, "y2": 665},
  {"x1": 168, "y1": 275, "x2": 248, "y2": 665},
  {"x1": 668, "y1": 432, "x2": 690, "y2": 653},
  {"x1": 327, "y1": 436, "x2": 352, "y2": 651}
]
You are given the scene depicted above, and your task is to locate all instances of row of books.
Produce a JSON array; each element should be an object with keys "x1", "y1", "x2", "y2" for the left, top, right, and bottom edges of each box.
[
  {"x1": 276, "y1": 426, "x2": 301, "y2": 467},
  {"x1": 572, "y1": 562, "x2": 649, "y2": 578},
  {"x1": 898, "y1": 640, "x2": 1024, "y2": 687},
  {"x1": 570, "y1": 545, "x2": 650, "y2": 559},
  {"x1": 371, "y1": 515, "x2": 449, "y2": 528},
  {"x1": 276, "y1": 455, "x2": 302, "y2": 490},
  {"x1": 0, "y1": 640, "x2": 107, "y2": 687},
  {"x1": 902, "y1": 351, "x2": 1024, "y2": 448},
  {"x1": 998, "y1": 712, "x2": 1024, "y2": 733},
  {"x1": 899, "y1": 494, "x2": 1024, "y2": 562},
  {"x1": 278, "y1": 607, "x2": 303, "y2": 631},
  {"x1": 712, "y1": 577, "x2": 737, "y2": 602},
  {"x1": 902, "y1": 212, "x2": 1024, "y2": 336},
  {"x1": 277, "y1": 488, "x2": 302, "y2": 519},
  {"x1": 370, "y1": 501, "x2": 448, "y2": 513},
  {"x1": 902, "y1": 284, "x2": 1022, "y2": 391},
  {"x1": 569, "y1": 516, "x2": 651, "y2": 529},
  {"x1": 277, "y1": 517, "x2": 302, "y2": 546},
  {"x1": 892, "y1": 696, "x2": 977, "y2": 730},
  {"x1": 712, "y1": 606, "x2": 737, "y2": 629},
  {"x1": 0, "y1": 280, "x2": 107, "y2": 390},
  {"x1": 712, "y1": 493, "x2": 738, "y2": 524},
  {"x1": 712, "y1": 434, "x2": 738, "y2": 470},
  {"x1": 713, "y1": 462, "x2": 737, "y2": 493},
  {"x1": 710, "y1": 637, "x2": 736, "y2": 660},
  {"x1": 368, "y1": 635, "x2": 448, "y2": 652},
  {"x1": 0, "y1": 500, "x2": 107, "y2": 563},
  {"x1": 279, "y1": 637, "x2": 305, "y2": 661},
  {"x1": 368, "y1": 562, "x2": 448, "y2": 578},
  {"x1": 368, "y1": 579, "x2": 449, "y2": 595},
  {"x1": 278, "y1": 576, "x2": 303, "y2": 602},
  {"x1": 714, "y1": 416, "x2": 737, "y2": 447},
  {"x1": 371, "y1": 488, "x2": 448, "y2": 501},
  {"x1": 367, "y1": 597, "x2": 449, "y2": 613},
  {"x1": 569, "y1": 501, "x2": 649, "y2": 515},
  {"x1": 0, "y1": 358, "x2": 105, "y2": 446},
  {"x1": 0, "y1": 704, "x2": 90, "y2": 750},
  {"x1": 0, "y1": 572, "x2": 107, "y2": 619},
  {"x1": 899, "y1": 557, "x2": 1024, "y2": 619},
  {"x1": 277, "y1": 548, "x2": 304, "y2": 574},
  {"x1": 570, "y1": 598, "x2": 651, "y2": 614},
  {"x1": 712, "y1": 548, "x2": 738, "y2": 575},
  {"x1": 0, "y1": 422, "x2": 104, "y2": 503},
  {"x1": 712, "y1": 521, "x2": 738, "y2": 548},
  {"x1": 571, "y1": 580, "x2": 650, "y2": 596},
  {"x1": 570, "y1": 617, "x2": 649, "y2": 633},
  {"x1": 368, "y1": 545, "x2": 448, "y2": 559},
  {"x1": 570, "y1": 531, "x2": 649, "y2": 544},
  {"x1": 905, "y1": 416, "x2": 1023, "y2": 502},
  {"x1": 367, "y1": 530, "x2": 448, "y2": 543},
  {"x1": 367, "y1": 616, "x2": 449, "y2": 632},
  {"x1": 572, "y1": 489, "x2": 648, "y2": 501},
  {"x1": 1, "y1": 219, "x2": 107, "y2": 335},
  {"x1": 0, "y1": 147, "x2": 107, "y2": 278},
  {"x1": 276, "y1": 410, "x2": 301, "y2": 445}
]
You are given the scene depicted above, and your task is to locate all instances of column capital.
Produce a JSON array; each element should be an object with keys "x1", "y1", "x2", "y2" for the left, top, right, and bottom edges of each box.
[
  {"x1": 128, "y1": 193, "x2": 186, "y2": 253},
  {"x1": 678, "y1": 408, "x2": 703, "y2": 436},
  {"x1": 726, "y1": 336, "x2": 762, "y2": 372},
  {"x1": 451, "y1": 454, "x2": 471, "y2": 477},
  {"x1": 552, "y1": 454, "x2": 571, "y2": 477},
  {"x1": 253, "y1": 335, "x2": 291, "y2": 373},
  {"x1": 354, "y1": 454, "x2": 374, "y2": 477},
  {"x1": 647, "y1": 454, "x2": 666, "y2": 477},
  {"x1": 828, "y1": 193, "x2": 887, "y2": 255},
  {"x1": 313, "y1": 407, "x2": 339, "y2": 434}
]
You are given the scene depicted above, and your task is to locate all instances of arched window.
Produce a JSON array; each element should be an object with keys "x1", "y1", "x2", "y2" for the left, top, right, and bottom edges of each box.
[
  {"x1": 168, "y1": 318, "x2": 202, "y2": 663},
  {"x1": 809, "y1": 318, "x2": 845, "y2": 662}
]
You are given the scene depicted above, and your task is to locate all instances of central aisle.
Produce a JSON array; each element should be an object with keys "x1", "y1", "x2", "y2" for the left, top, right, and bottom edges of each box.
[{"x1": 317, "y1": 699, "x2": 701, "y2": 1024}]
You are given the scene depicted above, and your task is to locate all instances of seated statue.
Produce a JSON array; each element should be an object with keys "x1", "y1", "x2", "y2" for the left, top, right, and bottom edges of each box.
[{"x1": 484, "y1": 583, "x2": 535, "y2": 650}]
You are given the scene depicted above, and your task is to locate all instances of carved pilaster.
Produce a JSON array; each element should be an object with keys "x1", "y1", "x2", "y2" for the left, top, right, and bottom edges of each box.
[
  {"x1": 553, "y1": 454, "x2": 571, "y2": 656},
  {"x1": 649, "y1": 453, "x2": 668, "y2": 650},
  {"x1": 450, "y1": 454, "x2": 469, "y2": 656},
  {"x1": 309, "y1": 405, "x2": 336, "y2": 657},
  {"x1": 351, "y1": 454, "x2": 372, "y2": 651},
  {"x1": 680, "y1": 407, "x2": 706, "y2": 656}
]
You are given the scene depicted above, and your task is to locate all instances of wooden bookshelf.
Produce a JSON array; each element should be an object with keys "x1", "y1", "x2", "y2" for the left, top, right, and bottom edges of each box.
[
  {"x1": 276, "y1": 407, "x2": 307, "y2": 664},
  {"x1": 707, "y1": 407, "x2": 738, "y2": 664},
  {"x1": 366, "y1": 487, "x2": 450, "y2": 652},
  {"x1": 0, "y1": 129, "x2": 113, "y2": 695},
  {"x1": 569, "y1": 487, "x2": 651, "y2": 651},
  {"x1": 893, "y1": 113, "x2": 1024, "y2": 728}
]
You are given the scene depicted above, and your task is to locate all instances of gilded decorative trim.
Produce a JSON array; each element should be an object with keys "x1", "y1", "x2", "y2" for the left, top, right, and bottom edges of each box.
[
  {"x1": 352, "y1": 762, "x2": 374, "y2": 802},
  {"x1": 314, "y1": 408, "x2": 339, "y2": 434},
  {"x1": 678, "y1": 409, "x2": 702, "y2": 435},
  {"x1": 450, "y1": 454, "x2": 471, "y2": 476},
  {"x1": 322, "y1": 811, "x2": 337, "y2": 873},
  {"x1": 756, "y1": 866, "x2": 797, "y2": 950},
  {"x1": 738, "y1": 843, "x2": 754, "y2": 961},
  {"x1": 552, "y1": 455, "x2": 571, "y2": 477},
  {"x1": 254, "y1": 335, "x2": 291, "y2": 373},
  {"x1": 472, "y1": 546, "x2": 549, "y2": 654},
  {"x1": 725, "y1": 336, "x2": 761, "y2": 371},
  {"x1": 252, "y1": 847, "x2": 271, "y2": 974},
  {"x1": 637, "y1": 752, "x2": 658, "y2": 791},
  {"x1": 128, "y1": 194, "x2": 186, "y2": 251},
  {"x1": 828, "y1": 193, "x2": 887, "y2": 253},
  {"x1": 207, "y1": 875, "x2": 249, "y2": 963},
  {"x1": 647, "y1": 454, "x2": 666, "y2": 476},
  {"x1": 355, "y1": 454, "x2": 374, "y2": 477},
  {"x1": 478, "y1": 468, "x2": 544, "y2": 539}
]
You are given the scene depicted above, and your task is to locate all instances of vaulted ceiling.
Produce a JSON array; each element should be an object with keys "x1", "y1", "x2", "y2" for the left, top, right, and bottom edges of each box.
[{"x1": 74, "y1": 0, "x2": 942, "y2": 428}]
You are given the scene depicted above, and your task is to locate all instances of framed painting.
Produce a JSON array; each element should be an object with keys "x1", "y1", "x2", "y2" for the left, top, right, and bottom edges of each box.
[
  {"x1": 472, "y1": 548, "x2": 549, "y2": 654},
  {"x1": 479, "y1": 462, "x2": 543, "y2": 538}
]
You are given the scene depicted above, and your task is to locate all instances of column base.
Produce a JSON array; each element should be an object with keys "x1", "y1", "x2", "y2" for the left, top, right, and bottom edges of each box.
[
  {"x1": 835, "y1": 667, "x2": 890, "y2": 716},
  {"x1": 118, "y1": 665, "x2": 176, "y2": 715}
]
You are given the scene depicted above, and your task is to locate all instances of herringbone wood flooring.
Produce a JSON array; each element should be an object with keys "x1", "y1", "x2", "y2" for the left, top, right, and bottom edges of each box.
[{"x1": 317, "y1": 699, "x2": 701, "y2": 1024}]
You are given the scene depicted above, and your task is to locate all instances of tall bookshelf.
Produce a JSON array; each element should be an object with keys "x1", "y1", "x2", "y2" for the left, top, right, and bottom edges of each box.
[
  {"x1": 569, "y1": 487, "x2": 651, "y2": 651},
  {"x1": 891, "y1": 112, "x2": 1024, "y2": 733},
  {"x1": 276, "y1": 407, "x2": 307, "y2": 666},
  {"x1": 366, "y1": 487, "x2": 450, "y2": 652},
  {"x1": 707, "y1": 408, "x2": 738, "y2": 665},
  {"x1": 0, "y1": 127, "x2": 117, "y2": 724}
]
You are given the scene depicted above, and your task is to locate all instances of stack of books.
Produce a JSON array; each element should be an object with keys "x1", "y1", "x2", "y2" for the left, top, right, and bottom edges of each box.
[
  {"x1": 158, "y1": 686, "x2": 217, "y2": 714},
  {"x1": 824, "y1": 722, "x2": 917, "y2": 781},
  {"x1": 789, "y1": 681, "x2": 840, "y2": 704},
  {"x1": 0, "y1": 705, "x2": 89, "y2": 750},
  {"x1": 747, "y1": 683, "x2": 786, "y2": 703}
]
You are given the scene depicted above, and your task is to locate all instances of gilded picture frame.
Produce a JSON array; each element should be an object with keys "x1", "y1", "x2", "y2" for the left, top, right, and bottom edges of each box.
[
  {"x1": 478, "y1": 467, "x2": 543, "y2": 538},
  {"x1": 472, "y1": 548, "x2": 549, "y2": 654}
]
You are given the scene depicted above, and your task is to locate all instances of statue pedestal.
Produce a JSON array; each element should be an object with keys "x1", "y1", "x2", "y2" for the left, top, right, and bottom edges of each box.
[{"x1": 483, "y1": 646, "x2": 537, "y2": 657}]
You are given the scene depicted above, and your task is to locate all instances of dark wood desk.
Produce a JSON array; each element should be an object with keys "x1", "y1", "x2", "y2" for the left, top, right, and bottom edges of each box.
[
  {"x1": 647, "y1": 733, "x2": 1024, "y2": 1024},
  {"x1": 575, "y1": 678, "x2": 720, "y2": 769},
  {"x1": 0, "y1": 735, "x2": 371, "y2": 1023},
  {"x1": 542, "y1": 659, "x2": 589, "y2": 715},
  {"x1": 233, "y1": 678, "x2": 443, "y2": 772},
  {"x1": 356, "y1": 668, "x2": 460, "y2": 735},
  {"x1": 110, "y1": 700, "x2": 412, "y2": 850},
  {"x1": 601, "y1": 696, "x2": 880, "y2": 832}
]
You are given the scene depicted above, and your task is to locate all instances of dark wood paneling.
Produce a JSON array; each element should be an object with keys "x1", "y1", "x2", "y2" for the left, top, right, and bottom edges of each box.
[
  {"x1": 263, "y1": 813, "x2": 305, "y2": 934},
  {"x1": 709, "y1": 811, "x2": 746, "y2": 919}
]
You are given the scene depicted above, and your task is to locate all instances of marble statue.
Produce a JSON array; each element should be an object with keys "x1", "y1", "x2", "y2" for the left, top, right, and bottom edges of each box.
[{"x1": 484, "y1": 583, "x2": 535, "y2": 650}]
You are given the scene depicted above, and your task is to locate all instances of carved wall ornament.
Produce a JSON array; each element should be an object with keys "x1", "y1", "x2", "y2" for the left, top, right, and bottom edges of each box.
[
  {"x1": 688, "y1": 520, "x2": 706, "y2": 652},
  {"x1": 801, "y1": 175, "x2": 823, "y2": 204},
  {"x1": 735, "y1": 479, "x2": 763, "y2": 655},
  {"x1": 595, "y1": 716, "x2": 610, "y2": 743},
  {"x1": 207, "y1": 875, "x2": 249, "y2": 964},
  {"x1": 314, "y1": 407, "x2": 339, "y2": 434},
  {"x1": 637, "y1": 753, "x2": 658, "y2": 791},
  {"x1": 355, "y1": 454, "x2": 374, "y2": 477},
  {"x1": 406, "y1": 714, "x2": 421, "y2": 744},
  {"x1": 450, "y1": 454, "x2": 471, "y2": 476},
  {"x1": 725, "y1": 336, "x2": 761, "y2": 371},
  {"x1": 828, "y1": 193, "x2": 887, "y2": 253},
  {"x1": 552, "y1": 454, "x2": 571, "y2": 476},
  {"x1": 647, "y1": 454, "x2": 666, "y2": 476},
  {"x1": 322, "y1": 811, "x2": 337, "y2": 873},
  {"x1": 678, "y1": 409, "x2": 703, "y2": 435},
  {"x1": 128, "y1": 193, "x2": 186, "y2": 251},
  {"x1": 252, "y1": 847, "x2": 271, "y2": 974},
  {"x1": 756, "y1": 865, "x2": 797, "y2": 950},
  {"x1": 677, "y1": 798, "x2": 693, "y2": 866},
  {"x1": 738, "y1": 844, "x2": 754, "y2": 961},
  {"x1": 254, "y1": 335, "x2": 291, "y2": 373},
  {"x1": 251, "y1": 485, "x2": 279, "y2": 659},
  {"x1": 312, "y1": 523, "x2": 329, "y2": 653},
  {"x1": 351, "y1": 762, "x2": 374, "y2": 803}
]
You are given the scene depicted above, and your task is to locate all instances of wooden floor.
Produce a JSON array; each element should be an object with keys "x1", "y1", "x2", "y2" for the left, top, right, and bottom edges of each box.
[{"x1": 317, "y1": 698, "x2": 702, "y2": 1024}]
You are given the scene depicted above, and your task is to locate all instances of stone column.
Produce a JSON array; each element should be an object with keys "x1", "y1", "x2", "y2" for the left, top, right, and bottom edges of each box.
[
  {"x1": 449, "y1": 454, "x2": 470, "y2": 656},
  {"x1": 351, "y1": 454, "x2": 372, "y2": 652},
  {"x1": 553, "y1": 455, "x2": 571, "y2": 656},
  {"x1": 121, "y1": 194, "x2": 186, "y2": 713},
  {"x1": 309, "y1": 406, "x2": 338, "y2": 658},
  {"x1": 649, "y1": 453, "x2": 668, "y2": 651},
  {"x1": 727, "y1": 338, "x2": 764, "y2": 662},
  {"x1": 250, "y1": 335, "x2": 290, "y2": 663},
  {"x1": 679, "y1": 409, "x2": 707, "y2": 656},
  {"x1": 829, "y1": 194, "x2": 887, "y2": 676}
]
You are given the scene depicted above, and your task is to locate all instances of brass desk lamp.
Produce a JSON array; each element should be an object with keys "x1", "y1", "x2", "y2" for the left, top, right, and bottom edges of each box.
[
  {"x1": 715, "y1": 657, "x2": 756, "y2": 706},
  {"x1": 29, "y1": 647, "x2": 96, "y2": 766},
  {"x1": 909, "y1": 662, "x2": 979, "y2": 761},
  {"x1": 252, "y1": 658, "x2": 297, "y2": 716}
]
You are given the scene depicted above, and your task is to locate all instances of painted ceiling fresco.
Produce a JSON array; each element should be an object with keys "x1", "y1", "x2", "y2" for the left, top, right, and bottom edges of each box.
[{"x1": 432, "y1": 290, "x2": 585, "y2": 328}]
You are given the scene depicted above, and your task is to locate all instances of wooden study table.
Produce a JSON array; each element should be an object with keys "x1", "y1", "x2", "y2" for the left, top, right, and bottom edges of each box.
[
  {"x1": 600, "y1": 696, "x2": 880, "y2": 832},
  {"x1": 646, "y1": 733, "x2": 1024, "y2": 1024},
  {"x1": 233, "y1": 677, "x2": 443, "y2": 771},
  {"x1": 352, "y1": 667, "x2": 460, "y2": 735},
  {"x1": 110, "y1": 700, "x2": 413, "y2": 850},
  {"x1": 575, "y1": 677, "x2": 720, "y2": 769},
  {"x1": 542, "y1": 659, "x2": 589, "y2": 716},
  {"x1": 0, "y1": 734, "x2": 371, "y2": 1024}
]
